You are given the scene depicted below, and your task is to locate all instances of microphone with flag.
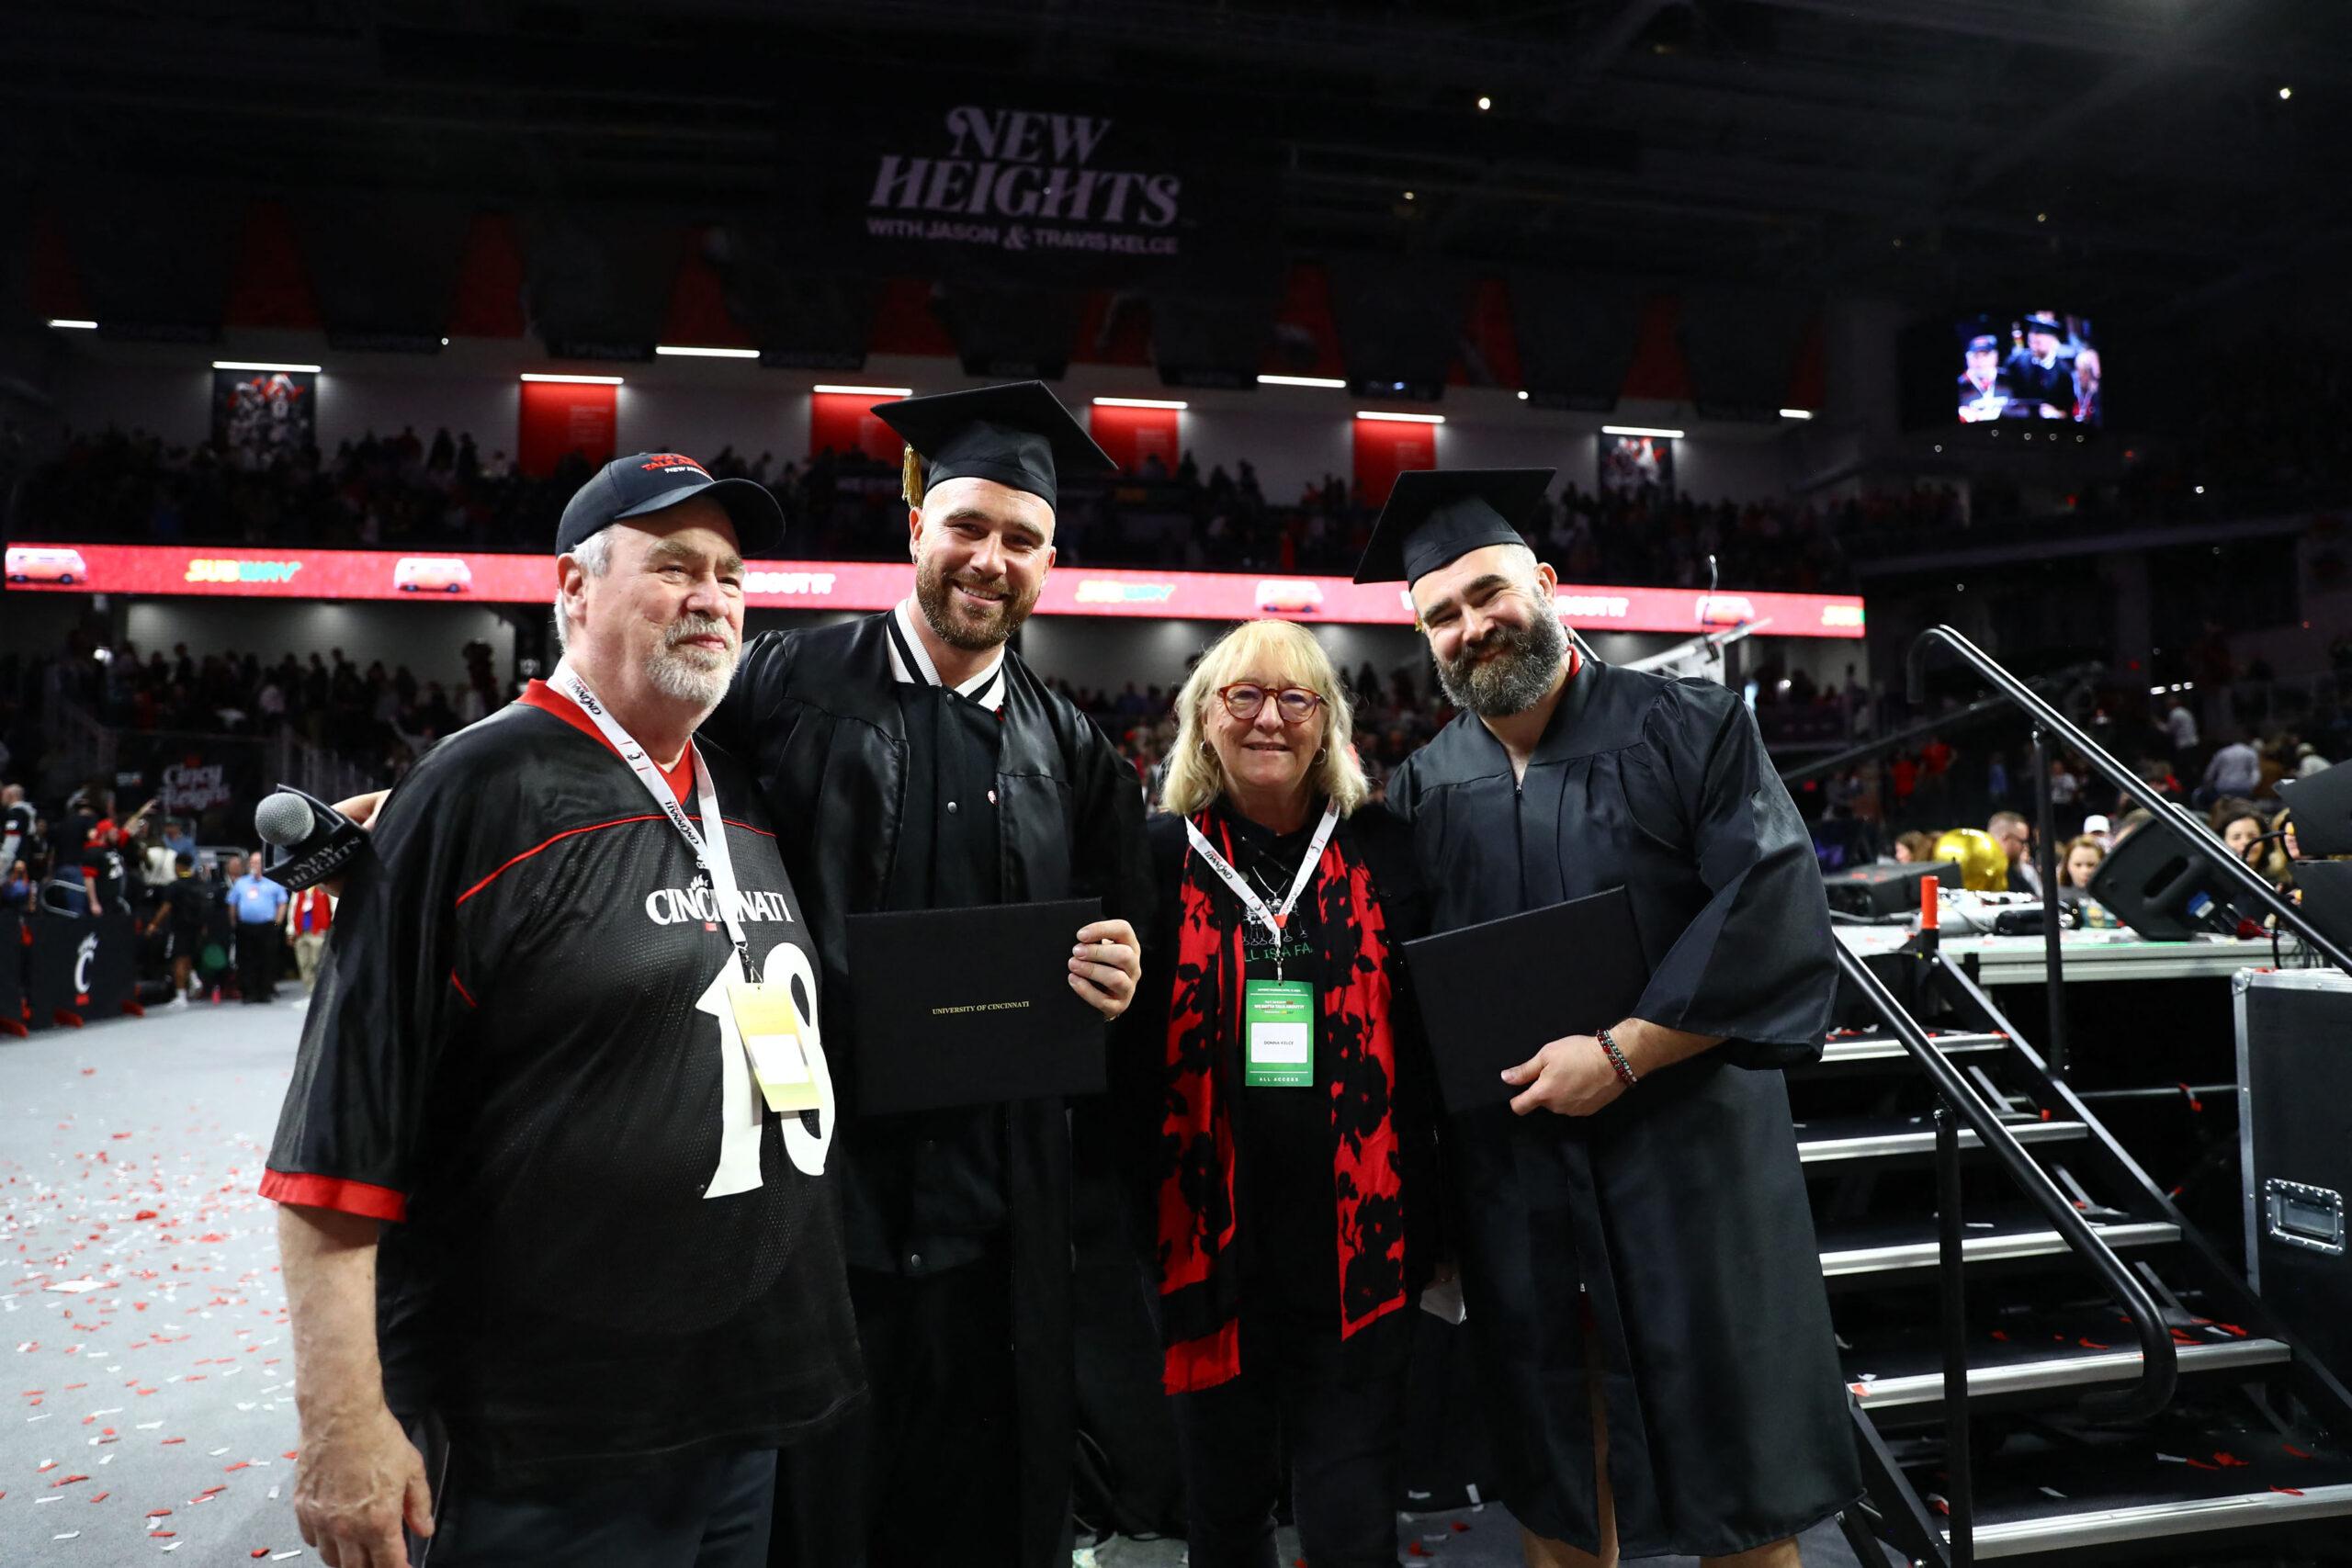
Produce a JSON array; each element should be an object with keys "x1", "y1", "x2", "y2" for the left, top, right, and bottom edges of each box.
[{"x1": 255, "y1": 785, "x2": 371, "y2": 892}]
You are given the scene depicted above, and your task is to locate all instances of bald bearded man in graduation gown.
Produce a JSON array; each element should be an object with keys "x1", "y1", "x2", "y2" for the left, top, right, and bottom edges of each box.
[{"x1": 1364, "y1": 471, "x2": 1859, "y2": 1567}]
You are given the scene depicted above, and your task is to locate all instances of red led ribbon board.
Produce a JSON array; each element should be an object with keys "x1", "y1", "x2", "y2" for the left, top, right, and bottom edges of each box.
[{"x1": 3, "y1": 543, "x2": 1864, "y2": 636}]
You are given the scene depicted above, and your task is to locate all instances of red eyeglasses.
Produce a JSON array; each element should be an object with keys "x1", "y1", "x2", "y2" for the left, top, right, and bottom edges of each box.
[{"x1": 1216, "y1": 683, "x2": 1325, "y2": 724}]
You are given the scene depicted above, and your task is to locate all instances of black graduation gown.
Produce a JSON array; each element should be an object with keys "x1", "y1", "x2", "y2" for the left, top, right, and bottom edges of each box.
[
  {"x1": 708, "y1": 612, "x2": 1151, "y2": 1568},
  {"x1": 1384, "y1": 659, "x2": 1859, "y2": 1560}
]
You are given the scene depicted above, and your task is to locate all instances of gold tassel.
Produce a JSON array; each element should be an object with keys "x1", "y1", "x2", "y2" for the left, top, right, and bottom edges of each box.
[{"x1": 900, "y1": 446, "x2": 925, "y2": 506}]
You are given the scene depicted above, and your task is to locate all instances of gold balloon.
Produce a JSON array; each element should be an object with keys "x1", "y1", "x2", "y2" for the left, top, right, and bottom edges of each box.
[{"x1": 1932, "y1": 828, "x2": 2011, "y2": 892}]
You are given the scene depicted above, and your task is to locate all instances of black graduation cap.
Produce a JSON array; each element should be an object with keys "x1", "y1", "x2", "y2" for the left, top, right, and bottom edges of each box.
[
  {"x1": 870, "y1": 381, "x2": 1115, "y2": 511},
  {"x1": 2021, "y1": 313, "x2": 2065, "y2": 338},
  {"x1": 1352, "y1": 468, "x2": 1556, "y2": 585}
]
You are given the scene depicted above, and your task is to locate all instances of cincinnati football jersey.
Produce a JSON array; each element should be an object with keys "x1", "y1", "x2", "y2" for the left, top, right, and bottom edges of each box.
[{"x1": 264, "y1": 683, "x2": 860, "y2": 1485}]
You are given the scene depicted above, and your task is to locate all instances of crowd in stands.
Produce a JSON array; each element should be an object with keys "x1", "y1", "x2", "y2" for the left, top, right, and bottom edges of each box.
[
  {"x1": 18, "y1": 423, "x2": 1884, "y2": 592},
  {"x1": 1804, "y1": 676, "x2": 2345, "y2": 925},
  {"x1": 1, "y1": 634, "x2": 501, "y2": 788}
]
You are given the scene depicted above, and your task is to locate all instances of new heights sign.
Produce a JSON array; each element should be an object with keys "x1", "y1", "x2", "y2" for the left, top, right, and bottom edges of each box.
[{"x1": 854, "y1": 102, "x2": 1254, "y2": 282}]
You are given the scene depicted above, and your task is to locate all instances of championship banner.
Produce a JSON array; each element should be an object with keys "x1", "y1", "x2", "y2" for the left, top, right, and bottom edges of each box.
[
  {"x1": 518, "y1": 378, "x2": 618, "y2": 478},
  {"x1": 212, "y1": 367, "x2": 315, "y2": 464},
  {"x1": 1599, "y1": 432, "x2": 1673, "y2": 496},
  {"x1": 6, "y1": 542, "x2": 1867, "y2": 637},
  {"x1": 1353, "y1": 419, "x2": 1438, "y2": 508},
  {"x1": 1087, "y1": 404, "x2": 1181, "y2": 474}
]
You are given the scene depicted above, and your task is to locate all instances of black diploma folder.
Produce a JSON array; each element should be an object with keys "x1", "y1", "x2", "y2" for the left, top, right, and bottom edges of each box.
[
  {"x1": 845, "y1": 896, "x2": 1106, "y2": 1114},
  {"x1": 1402, "y1": 886, "x2": 1650, "y2": 1112}
]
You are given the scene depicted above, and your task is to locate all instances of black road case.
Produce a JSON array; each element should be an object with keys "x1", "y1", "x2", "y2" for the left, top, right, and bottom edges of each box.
[{"x1": 2235, "y1": 967, "x2": 2352, "y2": 1386}]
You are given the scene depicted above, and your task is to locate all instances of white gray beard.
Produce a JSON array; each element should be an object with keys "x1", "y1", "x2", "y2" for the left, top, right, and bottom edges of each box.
[{"x1": 645, "y1": 644, "x2": 734, "y2": 710}]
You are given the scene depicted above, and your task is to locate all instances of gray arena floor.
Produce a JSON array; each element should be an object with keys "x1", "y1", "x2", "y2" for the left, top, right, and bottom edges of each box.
[{"x1": 0, "y1": 1002, "x2": 1872, "y2": 1568}]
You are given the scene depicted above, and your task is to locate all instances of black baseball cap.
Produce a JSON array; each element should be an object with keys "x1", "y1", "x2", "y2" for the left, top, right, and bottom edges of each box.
[
  {"x1": 871, "y1": 381, "x2": 1115, "y2": 511},
  {"x1": 555, "y1": 452, "x2": 785, "y2": 558},
  {"x1": 1352, "y1": 468, "x2": 1555, "y2": 586}
]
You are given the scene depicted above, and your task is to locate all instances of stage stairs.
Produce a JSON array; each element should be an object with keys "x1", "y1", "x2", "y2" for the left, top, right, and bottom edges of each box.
[{"x1": 1805, "y1": 938, "x2": 2352, "y2": 1565}]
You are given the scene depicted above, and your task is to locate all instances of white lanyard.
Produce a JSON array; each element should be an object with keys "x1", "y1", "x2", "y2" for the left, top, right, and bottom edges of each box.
[
  {"x1": 1183, "y1": 800, "x2": 1340, "y2": 943},
  {"x1": 550, "y1": 660, "x2": 758, "y2": 982}
]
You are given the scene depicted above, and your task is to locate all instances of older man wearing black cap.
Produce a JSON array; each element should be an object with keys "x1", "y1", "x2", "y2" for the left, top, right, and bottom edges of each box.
[
  {"x1": 265, "y1": 452, "x2": 863, "y2": 1568},
  {"x1": 699, "y1": 382, "x2": 1150, "y2": 1568},
  {"x1": 1957, "y1": 333, "x2": 2012, "y2": 422},
  {"x1": 1362, "y1": 471, "x2": 1856, "y2": 1568}
]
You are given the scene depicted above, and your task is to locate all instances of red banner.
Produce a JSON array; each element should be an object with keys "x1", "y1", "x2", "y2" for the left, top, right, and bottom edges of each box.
[
  {"x1": 518, "y1": 380, "x2": 617, "y2": 478},
  {"x1": 809, "y1": 392, "x2": 906, "y2": 464},
  {"x1": 1087, "y1": 404, "x2": 1181, "y2": 475},
  {"x1": 1351, "y1": 418, "x2": 1437, "y2": 508},
  {"x1": 5, "y1": 542, "x2": 1865, "y2": 637}
]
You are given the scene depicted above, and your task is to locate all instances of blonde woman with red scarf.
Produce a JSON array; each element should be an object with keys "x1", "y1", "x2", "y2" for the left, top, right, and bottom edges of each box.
[{"x1": 1114, "y1": 618, "x2": 1442, "y2": 1568}]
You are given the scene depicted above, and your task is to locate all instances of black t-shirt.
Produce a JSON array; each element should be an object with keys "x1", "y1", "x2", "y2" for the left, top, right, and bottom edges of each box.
[
  {"x1": 843, "y1": 676, "x2": 1010, "y2": 1276},
  {"x1": 1224, "y1": 806, "x2": 1340, "y2": 1325},
  {"x1": 264, "y1": 685, "x2": 861, "y2": 1486}
]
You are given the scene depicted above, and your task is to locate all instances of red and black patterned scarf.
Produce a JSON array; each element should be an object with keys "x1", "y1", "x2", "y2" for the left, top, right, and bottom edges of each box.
[{"x1": 1153, "y1": 807, "x2": 1408, "y2": 1393}]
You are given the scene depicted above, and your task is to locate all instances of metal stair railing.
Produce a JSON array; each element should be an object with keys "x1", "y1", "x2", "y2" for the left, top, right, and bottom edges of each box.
[
  {"x1": 1834, "y1": 940, "x2": 2179, "y2": 1567},
  {"x1": 1907, "y1": 625, "x2": 2352, "y2": 976},
  {"x1": 1834, "y1": 942, "x2": 2179, "y2": 1421}
]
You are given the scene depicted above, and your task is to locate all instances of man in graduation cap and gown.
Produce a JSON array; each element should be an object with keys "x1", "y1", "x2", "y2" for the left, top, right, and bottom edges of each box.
[
  {"x1": 1363, "y1": 471, "x2": 1859, "y2": 1568},
  {"x1": 702, "y1": 383, "x2": 1152, "y2": 1568}
]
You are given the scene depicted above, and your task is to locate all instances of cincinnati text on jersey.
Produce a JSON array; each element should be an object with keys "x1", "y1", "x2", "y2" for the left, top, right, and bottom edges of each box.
[{"x1": 643, "y1": 884, "x2": 799, "y2": 926}]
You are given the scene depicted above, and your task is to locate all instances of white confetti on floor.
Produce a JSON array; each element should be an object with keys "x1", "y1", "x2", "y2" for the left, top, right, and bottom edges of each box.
[{"x1": 1, "y1": 1001, "x2": 309, "y2": 1566}]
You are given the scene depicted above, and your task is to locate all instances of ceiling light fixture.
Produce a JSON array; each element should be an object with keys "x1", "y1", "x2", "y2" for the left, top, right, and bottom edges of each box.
[
  {"x1": 1257, "y1": 374, "x2": 1348, "y2": 389},
  {"x1": 655, "y1": 344, "x2": 760, "y2": 359},
  {"x1": 1600, "y1": 423, "x2": 1685, "y2": 439},
  {"x1": 811, "y1": 384, "x2": 913, "y2": 397},
  {"x1": 1092, "y1": 397, "x2": 1189, "y2": 410},
  {"x1": 214, "y1": 360, "x2": 322, "y2": 373},
  {"x1": 520, "y1": 372, "x2": 623, "y2": 385},
  {"x1": 1357, "y1": 411, "x2": 1445, "y2": 424}
]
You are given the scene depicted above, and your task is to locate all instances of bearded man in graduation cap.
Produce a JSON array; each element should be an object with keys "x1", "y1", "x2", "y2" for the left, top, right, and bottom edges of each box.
[
  {"x1": 703, "y1": 382, "x2": 1150, "y2": 1568},
  {"x1": 1364, "y1": 471, "x2": 1858, "y2": 1568}
]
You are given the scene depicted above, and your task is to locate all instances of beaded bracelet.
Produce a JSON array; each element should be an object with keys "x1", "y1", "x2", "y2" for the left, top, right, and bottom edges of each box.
[{"x1": 1598, "y1": 1026, "x2": 1639, "y2": 1089}]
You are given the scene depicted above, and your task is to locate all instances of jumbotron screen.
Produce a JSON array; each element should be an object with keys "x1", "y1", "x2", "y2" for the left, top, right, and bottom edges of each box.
[{"x1": 1947, "y1": 310, "x2": 2101, "y2": 428}]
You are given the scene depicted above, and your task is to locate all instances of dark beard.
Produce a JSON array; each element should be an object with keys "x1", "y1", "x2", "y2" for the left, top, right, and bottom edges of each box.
[
  {"x1": 914, "y1": 554, "x2": 1037, "y2": 651},
  {"x1": 1434, "y1": 610, "x2": 1568, "y2": 716}
]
